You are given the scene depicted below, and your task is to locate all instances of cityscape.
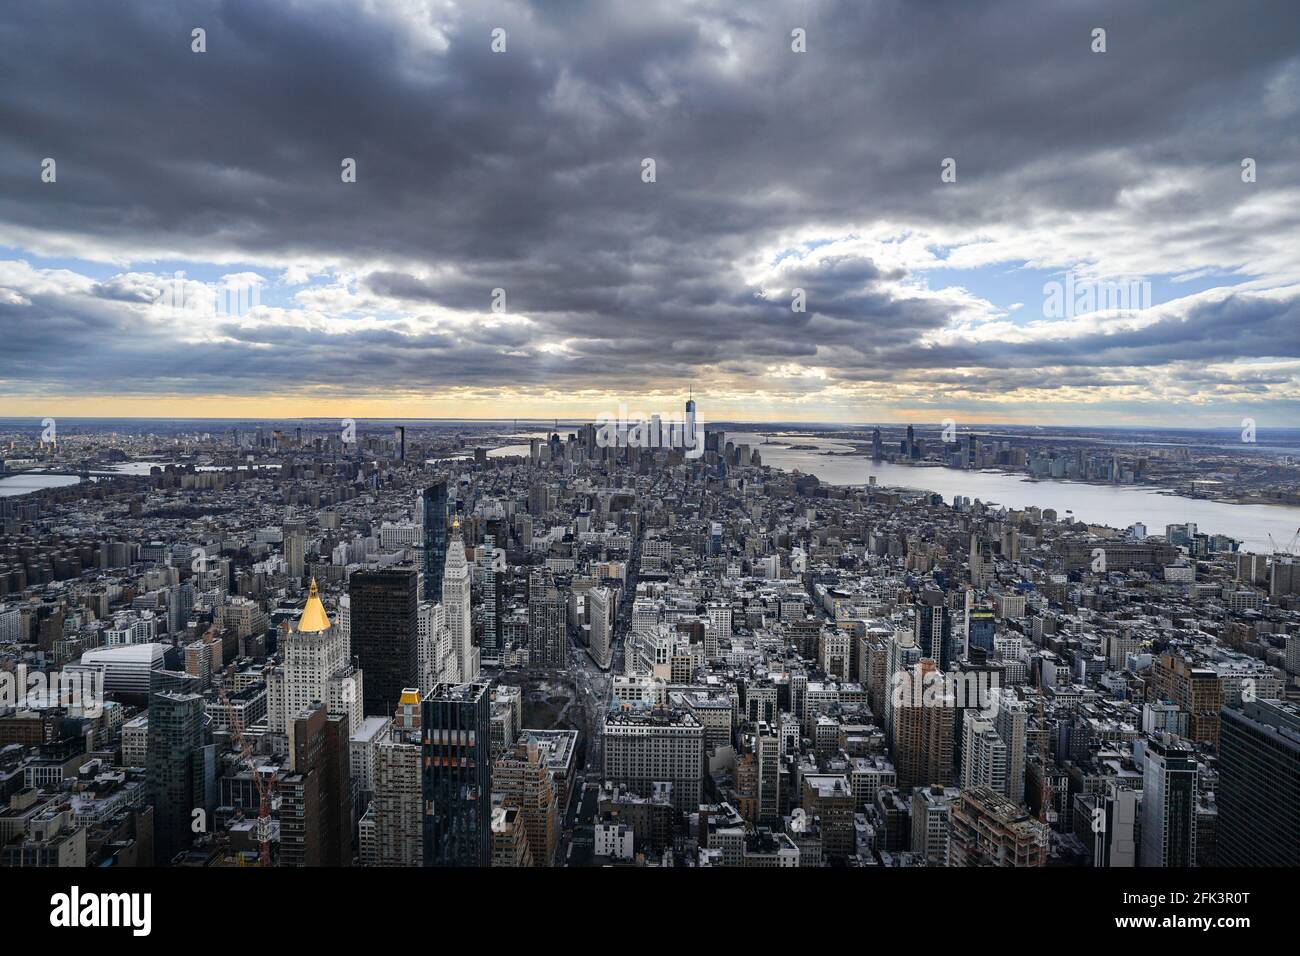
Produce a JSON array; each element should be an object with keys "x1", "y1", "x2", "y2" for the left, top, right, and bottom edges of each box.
[
  {"x1": 0, "y1": 408, "x2": 1296, "y2": 875},
  {"x1": 1, "y1": 0, "x2": 1296, "y2": 934}
]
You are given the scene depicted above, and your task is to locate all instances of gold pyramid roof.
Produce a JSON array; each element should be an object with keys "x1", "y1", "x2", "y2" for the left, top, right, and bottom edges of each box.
[{"x1": 297, "y1": 578, "x2": 332, "y2": 633}]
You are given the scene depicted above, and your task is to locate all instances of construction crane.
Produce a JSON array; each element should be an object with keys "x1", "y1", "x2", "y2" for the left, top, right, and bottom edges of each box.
[
  {"x1": 1268, "y1": 527, "x2": 1300, "y2": 555},
  {"x1": 212, "y1": 634, "x2": 276, "y2": 867}
]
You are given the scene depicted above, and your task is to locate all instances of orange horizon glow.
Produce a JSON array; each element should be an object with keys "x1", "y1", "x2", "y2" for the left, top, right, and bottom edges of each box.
[{"x1": 0, "y1": 392, "x2": 1073, "y2": 426}]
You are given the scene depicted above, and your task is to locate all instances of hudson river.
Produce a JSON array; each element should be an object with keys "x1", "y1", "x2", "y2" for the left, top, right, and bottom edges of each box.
[{"x1": 729, "y1": 433, "x2": 1300, "y2": 555}]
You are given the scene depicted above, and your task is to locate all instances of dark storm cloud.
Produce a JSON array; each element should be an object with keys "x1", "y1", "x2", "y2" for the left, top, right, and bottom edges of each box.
[{"x1": 0, "y1": 0, "x2": 1298, "y2": 402}]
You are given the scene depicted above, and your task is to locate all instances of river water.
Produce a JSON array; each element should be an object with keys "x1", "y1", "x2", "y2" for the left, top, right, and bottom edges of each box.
[{"x1": 729, "y1": 432, "x2": 1300, "y2": 555}]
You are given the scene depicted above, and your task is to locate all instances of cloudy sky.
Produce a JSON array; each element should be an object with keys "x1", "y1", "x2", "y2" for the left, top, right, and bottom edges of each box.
[{"x1": 1, "y1": 0, "x2": 1299, "y2": 426}]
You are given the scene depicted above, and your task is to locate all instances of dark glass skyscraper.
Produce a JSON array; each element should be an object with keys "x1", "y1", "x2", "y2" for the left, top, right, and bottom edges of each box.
[
  {"x1": 146, "y1": 689, "x2": 204, "y2": 864},
  {"x1": 915, "y1": 590, "x2": 954, "y2": 670},
  {"x1": 422, "y1": 682, "x2": 491, "y2": 867},
  {"x1": 350, "y1": 567, "x2": 419, "y2": 717},
  {"x1": 1216, "y1": 699, "x2": 1300, "y2": 866},
  {"x1": 967, "y1": 609, "x2": 996, "y2": 661},
  {"x1": 481, "y1": 533, "x2": 504, "y2": 666},
  {"x1": 421, "y1": 482, "x2": 449, "y2": 598}
]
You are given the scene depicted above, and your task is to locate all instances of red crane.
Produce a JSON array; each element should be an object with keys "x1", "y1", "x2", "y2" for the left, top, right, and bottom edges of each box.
[{"x1": 212, "y1": 632, "x2": 276, "y2": 866}]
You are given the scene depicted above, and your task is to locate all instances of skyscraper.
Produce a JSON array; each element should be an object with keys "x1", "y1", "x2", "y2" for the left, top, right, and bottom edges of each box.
[
  {"x1": 891, "y1": 658, "x2": 955, "y2": 790},
  {"x1": 992, "y1": 689, "x2": 1028, "y2": 804},
  {"x1": 283, "y1": 518, "x2": 306, "y2": 583},
  {"x1": 373, "y1": 688, "x2": 423, "y2": 866},
  {"x1": 960, "y1": 713, "x2": 1008, "y2": 797},
  {"x1": 1216, "y1": 699, "x2": 1300, "y2": 866},
  {"x1": 282, "y1": 702, "x2": 353, "y2": 867},
  {"x1": 1139, "y1": 735, "x2": 1198, "y2": 867},
  {"x1": 493, "y1": 739, "x2": 558, "y2": 866},
  {"x1": 589, "y1": 585, "x2": 613, "y2": 670},
  {"x1": 914, "y1": 590, "x2": 954, "y2": 670},
  {"x1": 146, "y1": 689, "x2": 204, "y2": 863},
  {"x1": 528, "y1": 568, "x2": 566, "y2": 670},
  {"x1": 442, "y1": 517, "x2": 476, "y2": 681},
  {"x1": 420, "y1": 482, "x2": 449, "y2": 599},
  {"x1": 422, "y1": 682, "x2": 492, "y2": 867},
  {"x1": 480, "y1": 533, "x2": 504, "y2": 667},
  {"x1": 272, "y1": 578, "x2": 362, "y2": 736},
  {"x1": 350, "y1": 568, "x2": 419, "y2": 717}
]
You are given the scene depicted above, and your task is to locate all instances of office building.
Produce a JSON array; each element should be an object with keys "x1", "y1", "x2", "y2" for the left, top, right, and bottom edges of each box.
[
  {"x1": 350, "y1": 568, "x2": 419, "y2": 717},
  {"x1": 442, "y1": 518, "x2": 476, "y2": 682},
  {"x1": 528, "y1": 568, "x2": 566, "y2": 670},
  {"x1": 271, "y1": 578, "x2": 362, "y2": 736},
  {"x1": 493, "y1": 739, "x2": 558, "y2": 866},
  {"x1": 420, "y1": 482, "x2": 450, "y2": 599},
  {"x1": 146, "y1": 689, "x2": 204, "y2": 863},
  {"x1": 1216, "y1": 699, "x2": 1300, "y2": 866},
  {"x1": 1139, "y1": 735, "x2": 1198, "y2": 867},
  {"x1": 422, "y1": 682, "x2": 491, "y2": 867},
  {"x1": 589, "y1": 585, "x2": 613, "y2": 670},
  {"x1": 961, "y1": 713, "x2": 1009, "y2": 797},
  {"x1": 602, "y1": 709, "x2": 704, "y2": 812},
  {"x1": 373, "y1": 689, "x2": 423, "y2": 866}
]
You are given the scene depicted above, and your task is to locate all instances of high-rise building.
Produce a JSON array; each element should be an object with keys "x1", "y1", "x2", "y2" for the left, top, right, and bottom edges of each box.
[
  {"x1": 602, "y1": 709, "x2": 704, "y2": 812},
  {"x1": 891, "y1": 658, "x2": 955, "y2": 790},
  {"x1": 966, "y1": 608, "x2": 996, "y2": 662},
  {"x1": 146, "y1": 689, "x2": 204, "y2": 863},
  {"x1": 442, "y1": 517, "x2": 476, "y2": 681},
  {"x1": 801, "y1": 773, "x2": 855, "y2": 858},
  {"x1": 350, "y1": 568, "x2": 419, "y2": 717},
  {"x1": 589, "y1": 585, "x2": 613, "y2": 670},
  {"x1": 756, "y1": 729, "x2": 781, "y2": 824},
  {"x1": 272, "y1": 578, "x2": 362, "y2": 736},
  {"x1": 1139, "y1": 735, "x2": 1198, "y2": 867},
  {"x1": 283, "y1": 518, "x2": 306, "y2": 583},
  {"x1": 911, "y1": 785, "x2": 959, "y2": 864},
  {"x1": 420, "y1": 482, "x2": 449, "y2": 599},
  {"x1": 418, "y1": 600, "x2": 455, "y2": 690},
  {"x1": 493, "y1": 739, "x2": 558, "y2": 866},
  {"x1": 1079, "y1": 785, "x2": 1138, "y2": 867},
  {"x1": 1150, "y1": 653, "x2": 1223, "y2": 748},
  {"x1": 1216, "y1": 699, "x2": 1300, "y2": 866},
  {"x1": 968, "y1": 534, "x2": 992, "y2": 588},
  {"x1": 707, "y1": 602, "x2": 731, "y2": 657},
  {"x1": 528, "y1": 568, "x2": 566, "y2": 670},
  {"x1": 490, "y1": 805, "x2": 534, "y2": 867},
  {"x1": 992, "y1": 689, "x2": 1028, "y2": 804},
  {"x1": 281, "y1": 702, "x2": 352, "y2": 867},
  {"x1": 960, "y1": 713, "x2": 1008, "y2": 797},
  {"x1": 883, "y1": 628, "x2": 920, "y2": 743},
  {"x1": 914, "y1": 590, "x2": 954, "y2": 670},
  {"x1": 949, "y1": 786, "x2": 1049, "y2": 867},
  {"x1": 422, "y1": 682, "x2": 491, "y2": 867},
  {"x1": 480, "y1": 534, "x2": 504, "y2": 667},
  {"x1": 373, "y1": 689, "x2": 423, "y2": 866}
]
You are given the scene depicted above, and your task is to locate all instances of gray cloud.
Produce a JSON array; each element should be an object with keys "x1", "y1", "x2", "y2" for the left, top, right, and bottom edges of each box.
[{"x1": 1, "y1": 0, "x2": 1299, "y2": 415}]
